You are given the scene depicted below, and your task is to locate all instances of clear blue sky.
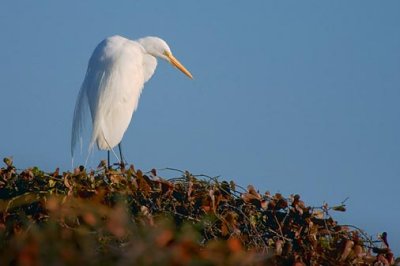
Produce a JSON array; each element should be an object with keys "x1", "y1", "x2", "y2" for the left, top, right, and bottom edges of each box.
[{"x1": 1, "y1": 0, "x2": 399, "y2": 253}]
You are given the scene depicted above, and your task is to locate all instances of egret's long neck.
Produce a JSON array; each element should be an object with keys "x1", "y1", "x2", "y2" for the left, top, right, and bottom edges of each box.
[{"x1": 142, "y1": 53, "x2": 158, "y2": 83}]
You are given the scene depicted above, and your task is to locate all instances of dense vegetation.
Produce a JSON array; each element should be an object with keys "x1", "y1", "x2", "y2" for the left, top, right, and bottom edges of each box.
[{"x1": 0, "y1": 158, "x2": 396, "y2": 265}]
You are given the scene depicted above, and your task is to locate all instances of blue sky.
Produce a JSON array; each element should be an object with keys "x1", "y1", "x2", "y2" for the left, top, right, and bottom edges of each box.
[{"x1": 1, "y1": 1, "x2": 399, "y2": 253}]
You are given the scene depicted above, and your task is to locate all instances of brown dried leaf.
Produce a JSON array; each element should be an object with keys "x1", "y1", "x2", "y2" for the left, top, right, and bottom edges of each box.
[
  {"x1": 275, "y1": 239, "x2": 283, "y2": 256},
  {"x1": 332, "y1": 205, "x2": 346, "y2": 212},
  {"x1": 312, "y1": 210, "x2": 324, "y2": 219},
  {"x1": 3, "y1": 157, "x2": 13, "y2": 167},
  {"x1": 339, "y1": 240, "x2": 354, "y2": 262},
  {"x1": 353, "y1": 244, "x2": 364, "y2": 258},
  {"x1": 247, "y1": 185, "x2": 260, "y2": 198},
  {"x1": 221, "y1": 222, "x2": 229, "y2": 236},
  {"x1": 136, "y1": 170, "x2": 151, "y2": 196},
  {"x1": 229, "y1": 180, "x2": 236, "y2": 192}
]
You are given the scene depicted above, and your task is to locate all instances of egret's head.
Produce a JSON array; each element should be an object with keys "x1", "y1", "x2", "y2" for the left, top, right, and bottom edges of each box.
[{"x1": 138, "y1": 36, "x2": 193, "y2": 79}]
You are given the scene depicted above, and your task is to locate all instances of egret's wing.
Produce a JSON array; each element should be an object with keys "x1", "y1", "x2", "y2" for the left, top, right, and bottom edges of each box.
[
  {"x1": 71, "y1": 69, "x2": 91, "y2": 158},
  {"x1": 71, "y1": 41, "x2": 113, "y2": 157},
  {"x1": 71, "y1": 41, "x2": 110, "y2": 157}
]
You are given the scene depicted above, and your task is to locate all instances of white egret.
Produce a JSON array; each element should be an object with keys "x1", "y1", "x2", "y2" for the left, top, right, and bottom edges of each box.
[{"x1": 71, "y1": 35, "x2": 193, "y2": 166}]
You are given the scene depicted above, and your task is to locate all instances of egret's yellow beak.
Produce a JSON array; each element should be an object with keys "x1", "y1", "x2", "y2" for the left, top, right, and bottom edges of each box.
[{"x1": 164, "y1": 51, "x2": 193, "y2": 79}]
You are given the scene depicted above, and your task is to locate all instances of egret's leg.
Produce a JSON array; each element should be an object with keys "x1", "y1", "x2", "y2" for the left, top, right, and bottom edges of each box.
[
  {"x1": 107, "y1": 150, "x2": 110, "y2": 169},
  {"x1": 118, "y1": 143, "x2": 125, "y2": 167}
]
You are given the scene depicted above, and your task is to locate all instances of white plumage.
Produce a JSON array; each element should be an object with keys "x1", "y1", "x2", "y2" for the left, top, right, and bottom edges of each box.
[{"x1": 71, "y1": 35, "x2": 192, "y2": 160}]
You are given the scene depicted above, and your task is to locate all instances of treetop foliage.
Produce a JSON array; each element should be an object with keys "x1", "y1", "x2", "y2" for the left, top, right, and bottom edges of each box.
[{"x1": 0, "y1": 158, "x2": 396, "y2": 265}]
